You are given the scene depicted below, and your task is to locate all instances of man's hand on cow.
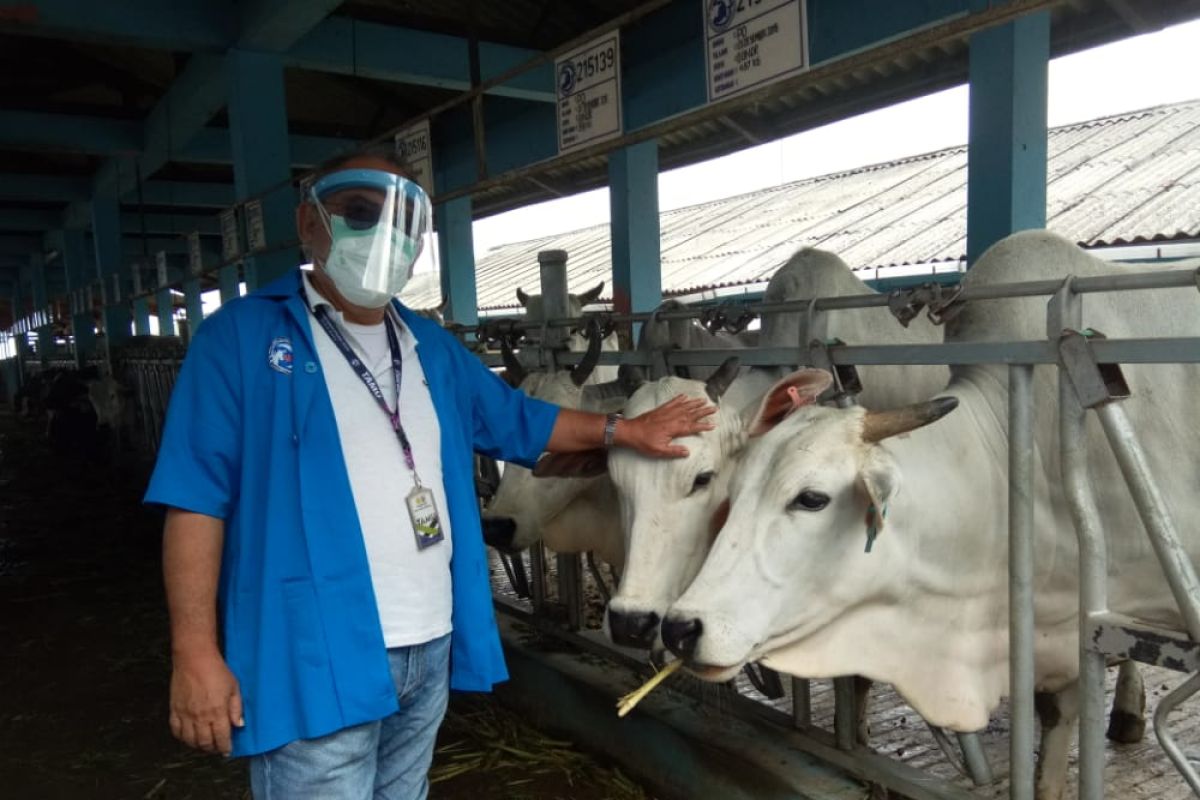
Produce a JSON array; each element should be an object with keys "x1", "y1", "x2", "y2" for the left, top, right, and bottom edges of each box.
[
  {"x1": 618, "y1": 395, "x2": 716, "y2": 458},
  {"x1": 169, "y1": 648, "x2": 245, "y2": 757}
]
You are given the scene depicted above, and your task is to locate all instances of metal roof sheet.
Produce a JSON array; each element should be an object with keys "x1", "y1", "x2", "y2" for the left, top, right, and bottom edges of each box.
[{"x1": 401, "y1": 99, "x2": 1200, "y2": 311}]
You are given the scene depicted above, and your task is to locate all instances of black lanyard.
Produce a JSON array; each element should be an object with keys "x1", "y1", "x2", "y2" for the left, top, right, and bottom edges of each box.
[{"x1": 300, "y1": 285, "x2": 420, "y2": 482}]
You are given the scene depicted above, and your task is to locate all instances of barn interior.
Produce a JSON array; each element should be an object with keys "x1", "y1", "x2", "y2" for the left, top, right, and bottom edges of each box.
[{"x1": 2, "y1": 1, "x2": 1200, "y2": 799}]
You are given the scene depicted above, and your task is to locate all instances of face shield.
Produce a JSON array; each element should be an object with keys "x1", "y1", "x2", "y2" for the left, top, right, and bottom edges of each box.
[{"x1": 310, "y1": 168, "x2": 433, "y2": 308}]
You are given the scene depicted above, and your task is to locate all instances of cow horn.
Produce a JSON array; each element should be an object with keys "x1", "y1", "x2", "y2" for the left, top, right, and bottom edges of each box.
[
  {"x1": 500, "y1": 338, "x2": 527, "y2": 385},
  {"x1": 704, "y1": 357, "x2": 741, "y2": 403},
  {"x1": 861, "y1": 397, "x2": 959, "y2": 443},
  {"x1": 571, "y1": 321, "x2": 603, "y2": 386}
]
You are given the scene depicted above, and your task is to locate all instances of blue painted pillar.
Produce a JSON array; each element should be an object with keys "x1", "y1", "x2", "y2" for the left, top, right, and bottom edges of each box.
[
  {"x1": 218, "y1": 264, "x2": 241, "y2": 303},
  {"x1": 966, "y1": 11, "x2": 1049, "y2": 264},
  {"x1": 92, "y1": 186, "x2": 132, "y2": 345},
  {"x1": 183, "y1": 277, "x2": 204, "y2": 337},
  {"x1": 608, "y1": 141, "x2": 662, "y2": 329},
  {"x1": 26, "y1": 252, "x2": 53, "y2": 363},
  {"x1": 156, "y1": 288, "x2": 176, "y2": 336},
  {"x1": 227, "y1": 49, "x2": 296, "y2": 289},
  {"x1": 61, "y1": 230, "x2": 96, "y2": 364},
  {"x1": 133, "y1": 296, "x2": 152, "y2": 336},
  {"x1": 436, "y1": 197, "x2": 478, "y2": 326}
]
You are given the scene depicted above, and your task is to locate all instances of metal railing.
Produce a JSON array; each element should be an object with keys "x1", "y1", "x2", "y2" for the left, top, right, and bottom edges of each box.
[{"x1": 487, "y1": 261, "x2": 1200, "y2": 800}]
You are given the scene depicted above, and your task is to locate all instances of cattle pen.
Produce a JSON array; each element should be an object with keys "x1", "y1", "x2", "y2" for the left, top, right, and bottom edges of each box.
[
  {"x1": 3, "y1": 1, "x2": 1200, "y2": 799},
  {"x1": 81, "y1": 254, "x2": 1200, "y2": 800}
]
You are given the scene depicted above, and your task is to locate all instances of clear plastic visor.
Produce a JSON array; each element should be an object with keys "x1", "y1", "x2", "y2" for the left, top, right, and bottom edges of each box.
[{"x1": 310, "y1": 168, "x2": 433, "y2": 296}]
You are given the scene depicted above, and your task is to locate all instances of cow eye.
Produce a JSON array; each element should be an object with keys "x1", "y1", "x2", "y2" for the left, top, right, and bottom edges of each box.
[
  {"x1": 690, "y1": 471, "x2": 716, "y2": 494},
  {"x1": 788, "y1": 490, "x2": 830, "y2": 511}
]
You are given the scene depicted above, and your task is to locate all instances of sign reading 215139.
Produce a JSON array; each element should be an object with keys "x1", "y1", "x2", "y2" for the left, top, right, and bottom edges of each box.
[
  {"x1": 705, "y1": 0, "x2": 808, "y2": 103},
  {"x1": 556, "y1": 33, "x2": 623, "y2": 154}
]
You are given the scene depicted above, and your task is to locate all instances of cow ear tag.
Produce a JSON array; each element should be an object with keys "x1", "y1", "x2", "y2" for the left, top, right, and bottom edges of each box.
[{"x1": 864, "y1": 503, "x2": 887, "y2": 553}]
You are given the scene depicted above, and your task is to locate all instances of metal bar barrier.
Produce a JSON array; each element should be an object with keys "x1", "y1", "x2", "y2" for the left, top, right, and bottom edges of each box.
[{"x1": 1008, "y1": 364, "x2": 1036, "y2": 800}]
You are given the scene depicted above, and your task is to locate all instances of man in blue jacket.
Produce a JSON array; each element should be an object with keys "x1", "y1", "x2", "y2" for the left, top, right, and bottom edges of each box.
[{"x1": 145, "y1": 146, "x2": 712, "y2": 799}]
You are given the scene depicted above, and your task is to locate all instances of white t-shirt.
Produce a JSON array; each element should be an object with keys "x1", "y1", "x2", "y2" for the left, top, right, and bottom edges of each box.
[{"x1": 303, "y1": 272, "x2": 453, "y2": 648}]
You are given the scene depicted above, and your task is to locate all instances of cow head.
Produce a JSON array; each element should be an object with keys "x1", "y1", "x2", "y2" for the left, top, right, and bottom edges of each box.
[
  {"x1": 481, "y1": 329, "x2": 609, "y2": 553},
  {"x1": 661, "y1": 379, "x2": 958, "y2": 681}
]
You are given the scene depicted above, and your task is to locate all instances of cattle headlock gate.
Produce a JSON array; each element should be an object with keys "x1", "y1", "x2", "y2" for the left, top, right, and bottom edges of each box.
[{"x1": 84, "y1": 258, "x2": 1200, "y2": 800}]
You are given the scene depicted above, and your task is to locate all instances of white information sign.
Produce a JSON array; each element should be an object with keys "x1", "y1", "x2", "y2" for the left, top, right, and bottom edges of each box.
[
  {"x1": 245, "y1": 199, "x2": 267, "y2": 252},
  {"x1": 394, "y1": 120, "x2": 435, "y2": 195},
  {"x1": 555, "y1": 32, "x2": 622, "y2": 154},
  {"x1": 188, "y1": 231, "x2": 204, "y2": 276},
  {"x1": 156, "y1": 251, "x2": 169, "y2": 288},
  {"x1": 220, "y1": 209, "x2": 240, "y2": 260},
  {"x1": 704, "y1": 0, "x2": 808, "y2": 102}
]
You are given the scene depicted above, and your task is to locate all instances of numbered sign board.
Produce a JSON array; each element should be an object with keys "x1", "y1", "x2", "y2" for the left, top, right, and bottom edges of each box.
[
  {"x1": 704, "y1": 0, "x2": 808, "y2": 102},
  {"x1": 395, "y1": 120, "x2": 435, "y2": 195},
  {"x1": 188, "y1": 231, "x2": 204, "y2": 276},
  {"x1": 220, "y1": 209, "x2": 240, "y2": 261},
  {"x1": 246, "y1": 200, "x2": 267, "y2": 252},
  {"x1": 556, "y1": 32, "x2": 623, "y2": 154}
]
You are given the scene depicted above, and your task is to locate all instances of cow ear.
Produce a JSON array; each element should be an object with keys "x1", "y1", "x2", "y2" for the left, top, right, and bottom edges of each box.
[
  {"x1": 746, "y1": 369, "x2": 834, "y2": 437},
  {"x1": 858, "y1": 448, "x2": 899, "y2": 539},
  {"x1": 532, "y1": 450, "x2": 608, "y2": 479}
]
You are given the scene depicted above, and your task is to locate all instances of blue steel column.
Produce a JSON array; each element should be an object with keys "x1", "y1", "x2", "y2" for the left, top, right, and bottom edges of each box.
[
  {"x1": 608, "y1": 141, "x2": 662, "y2": 330},
  {"x1": 966, "y1": 11, "x2": 1049, "y2": 264},
  {"x1": 183, "y1": 277, "x2": 204, "y2": 337},
  {"x1": 218, "y1": 264, "x2": 241, "y2": 302},
  {"x1": 27, "y1": 252, "x2": 53, "y2": 363},
  {"x1": 436, "y1": 197, "x2": 478, "y2": 327},
  {"x1": 227, "y1": 49, "x2": 297, "y2": 289},
  {"x1": 62, "y1": 230, "x2": 96, "y2": 363},
  {"x1": 133, "y1": 287, "x2": 152, "y2": 336},
  {"x1": 91, "y1": 185, "x2": 132, "y2": 346}
]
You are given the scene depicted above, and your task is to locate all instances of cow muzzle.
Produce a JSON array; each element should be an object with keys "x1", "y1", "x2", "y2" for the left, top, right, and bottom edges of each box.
[
  {"x1": 607, "y1": 609, "x2": 660, "y2": 650},
  {"x1": 661, "y1": 616, "x2": 703, "y2": 660},
  {"x1": 481, "y1": 516, "x2": 517, "y2": 550}
]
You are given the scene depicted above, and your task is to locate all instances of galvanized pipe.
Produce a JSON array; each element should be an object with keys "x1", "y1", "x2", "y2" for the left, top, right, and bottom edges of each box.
[
  {"x1": 1061, "y1": 379, "x2": 1108, "y2": 800},
  {"x1": 833, "y1": 677, "x2": 858, "y2": 751},
  {"x1": 1094, "y1": 403, "x2": 1200, "y2": 644},
  {"x1": 1008, "y1": 364, "x2": 1036, "y2": 800},
  {"x1": 1153, "y1": 670, "x2": 1200, "y2": 795},
  {"x1": 466, "y1": 268, "x2": 1200, "y2": 333},
  {"x1": 790, "y1": 677, "x2": 811, "y2": 729}
]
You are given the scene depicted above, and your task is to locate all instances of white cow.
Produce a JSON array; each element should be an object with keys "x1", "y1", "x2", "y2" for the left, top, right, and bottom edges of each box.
[
  {"x1": 481, "y1": 329, "x2": 628, "y2": 567},
  {"x1": 662, "y1": 231, "x2": 1197, "y2": 800},
  {"x1": 516, "y1": 281, "x2": 619, "y2": 383},
  {"x1": 537, "y1": 247, "x2": 947, "y2": 650}
]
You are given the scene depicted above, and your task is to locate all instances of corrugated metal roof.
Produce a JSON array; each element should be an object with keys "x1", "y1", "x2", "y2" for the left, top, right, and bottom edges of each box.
[{"x1": 401, "y1": 99, "x2": 1200, "y2": 311}]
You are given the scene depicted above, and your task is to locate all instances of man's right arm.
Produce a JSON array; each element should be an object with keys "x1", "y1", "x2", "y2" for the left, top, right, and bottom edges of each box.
[{"x1": 163, "y1": 508, "x2": 243, "y2": 756}]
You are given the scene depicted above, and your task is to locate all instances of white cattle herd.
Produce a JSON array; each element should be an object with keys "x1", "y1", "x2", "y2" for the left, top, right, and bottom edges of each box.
[{"x1": 485, "y1": 231, "x2": 1200, "y2": 799}]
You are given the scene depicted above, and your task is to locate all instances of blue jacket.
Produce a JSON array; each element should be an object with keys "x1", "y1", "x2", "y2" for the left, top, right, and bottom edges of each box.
[{"x1": 145, "y1": 269, "x2": 559, "y2": 757}]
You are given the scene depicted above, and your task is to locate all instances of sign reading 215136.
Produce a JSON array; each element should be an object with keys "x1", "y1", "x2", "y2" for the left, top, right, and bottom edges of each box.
[
  {"x1": 556, "y1": 33, "x2": 623, "y2": 154},
  {"x1": 705, "y1": 0, "x2": 808, "y2": 103}
]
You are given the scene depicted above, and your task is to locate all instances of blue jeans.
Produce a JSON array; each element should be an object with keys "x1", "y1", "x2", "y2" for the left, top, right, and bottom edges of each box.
[{"x1": 249, "y1": 634, "x2": 451, "y2": 800}]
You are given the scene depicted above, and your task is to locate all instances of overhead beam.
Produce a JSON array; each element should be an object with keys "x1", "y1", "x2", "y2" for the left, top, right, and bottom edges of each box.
[
  {"x1": 0, "y1": 110, "x2": 142, "y2": 156},
  {"x1": 183, "y1": 127, "x2": 354, "y2": 168},
  {"x1": 0, "y1": 0, "x2": 231, "y2": 51},
  {"x1": 286, "y1": 18, "x2": 555, "y2": 102},
  {"x1": 238, "y1": 0, "x2": 344, "y2": 51}
]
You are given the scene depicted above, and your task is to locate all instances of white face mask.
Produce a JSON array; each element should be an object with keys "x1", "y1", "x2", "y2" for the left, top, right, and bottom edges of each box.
[{"x1": 320, "y1": 214, "x2": 422, "y2": 309}]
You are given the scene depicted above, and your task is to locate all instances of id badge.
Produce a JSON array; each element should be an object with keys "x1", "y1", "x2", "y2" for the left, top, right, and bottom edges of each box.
[{"x1": 406, "y1": 485, "x2": 444, "y2": 550}]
